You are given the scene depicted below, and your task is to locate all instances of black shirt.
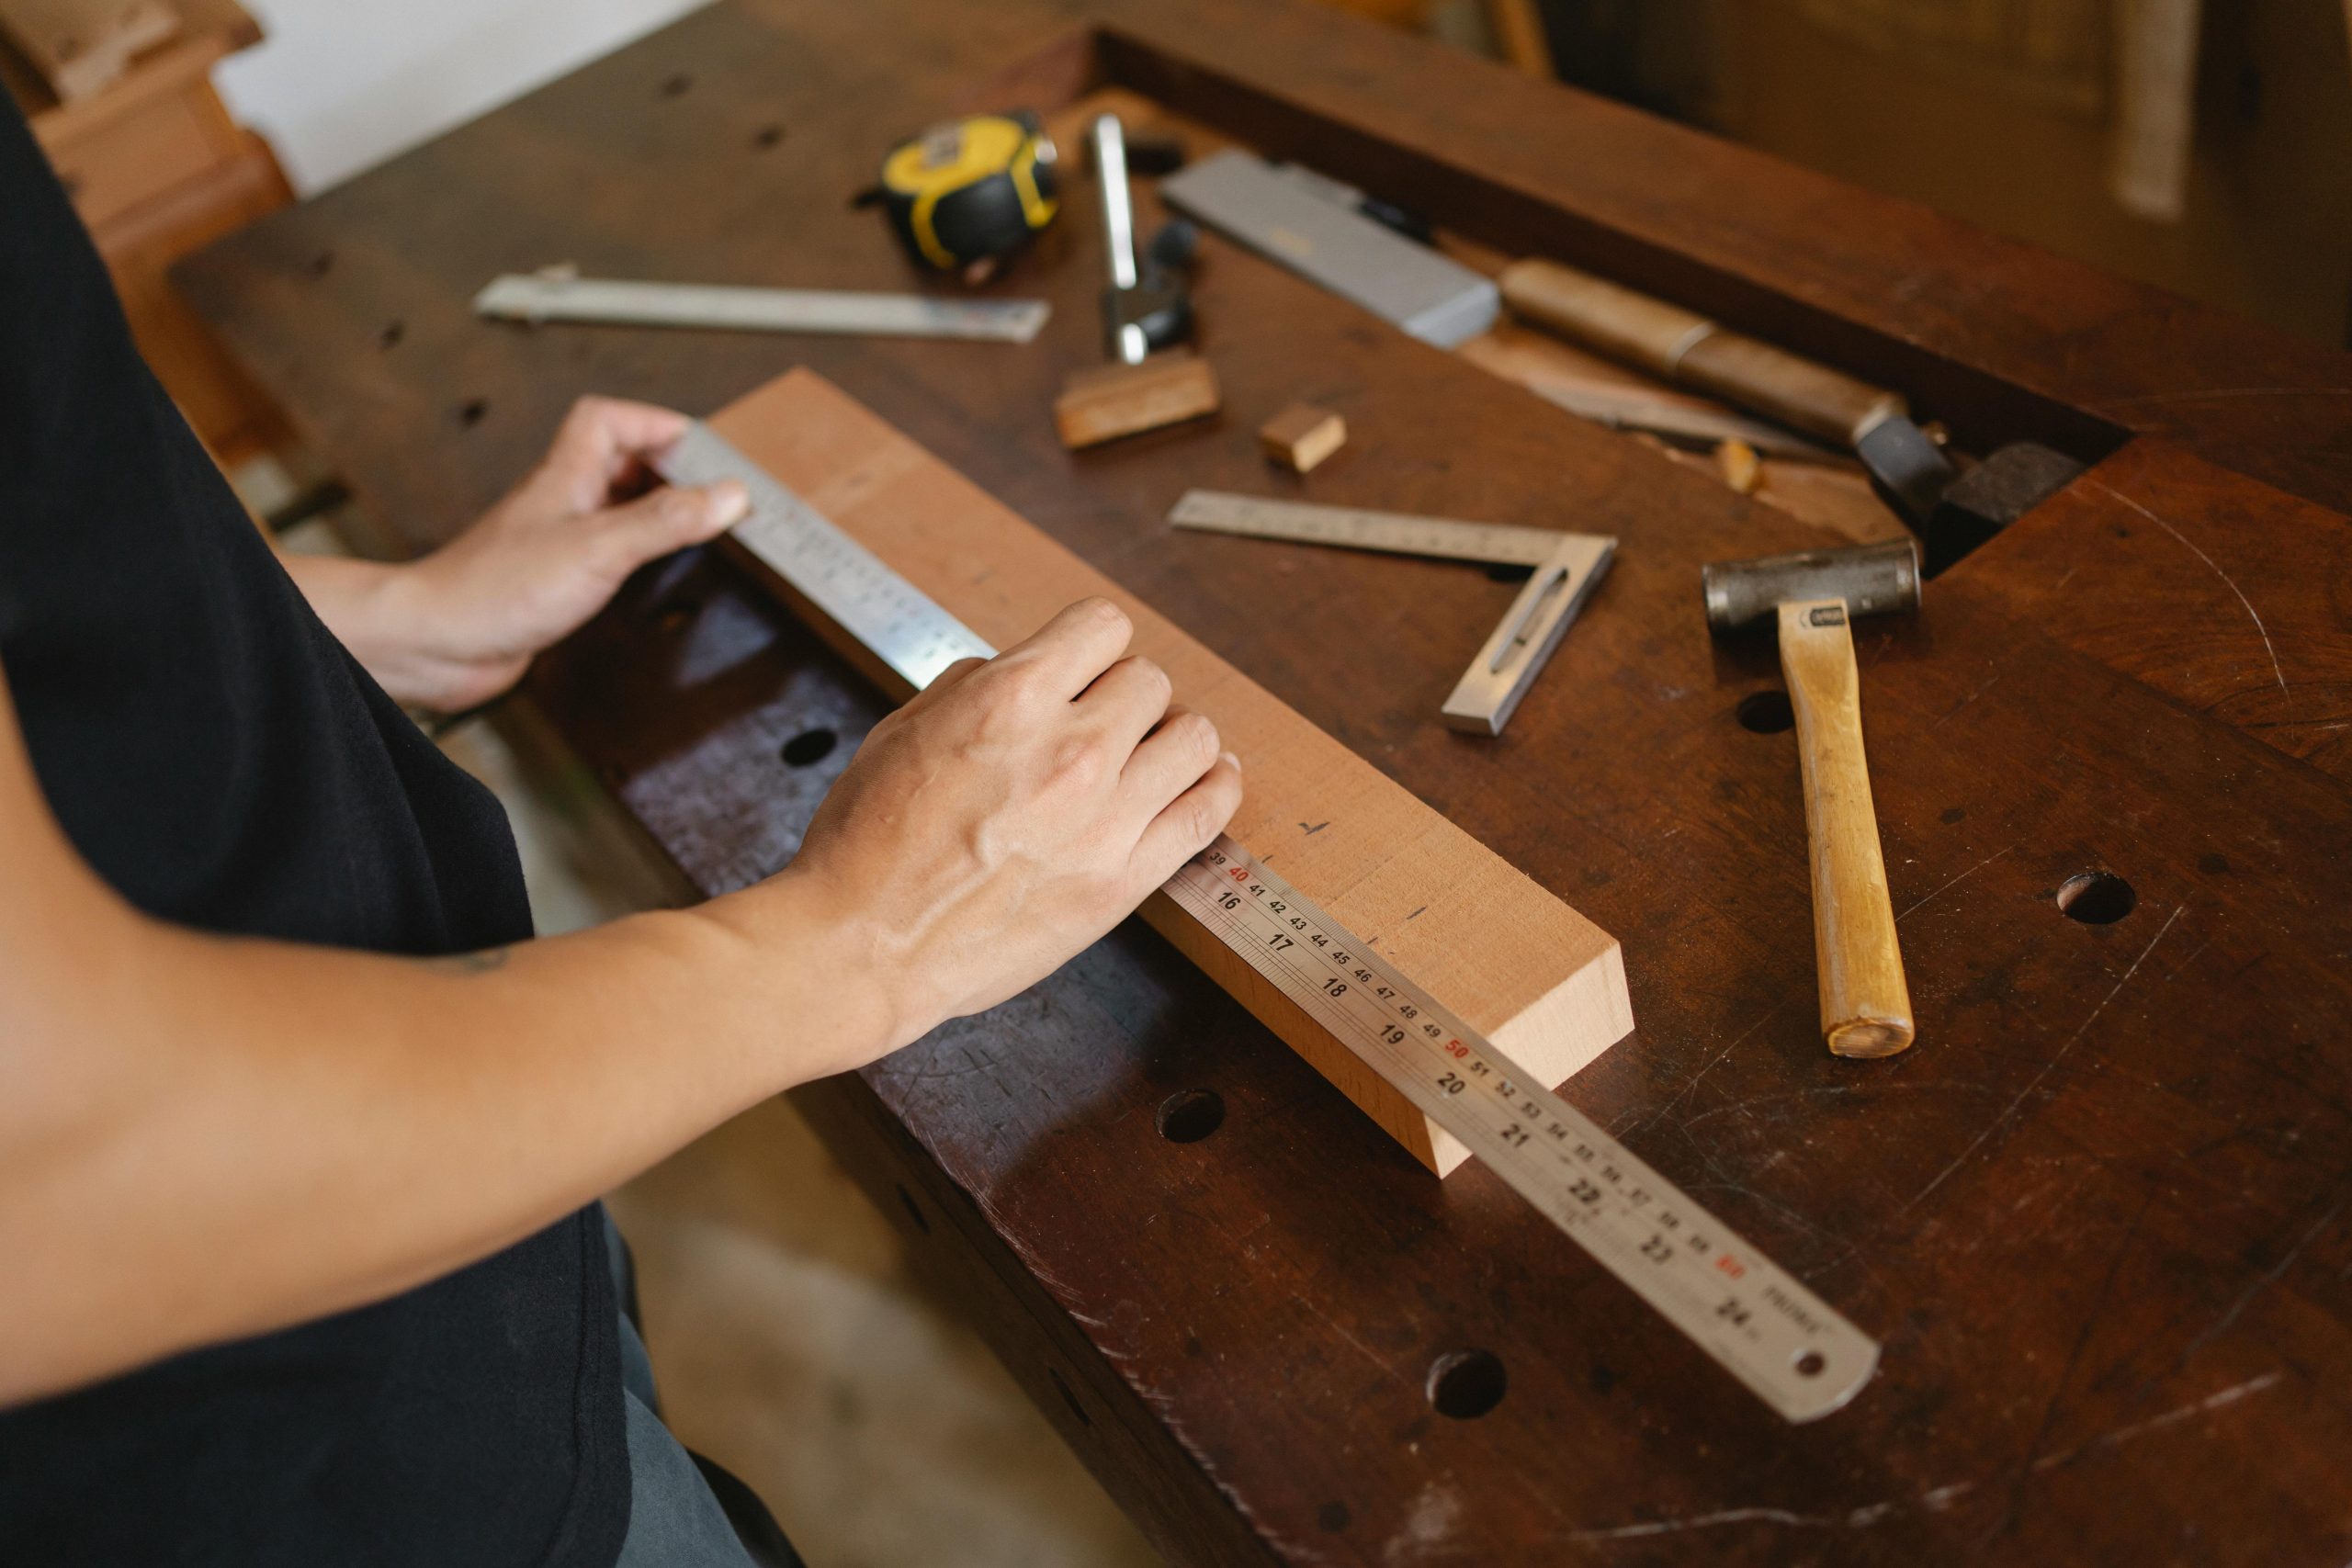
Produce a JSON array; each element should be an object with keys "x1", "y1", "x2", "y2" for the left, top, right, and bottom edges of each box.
[{"x1": 0, "y1": 101, "x2": 628, "y2": 1566}]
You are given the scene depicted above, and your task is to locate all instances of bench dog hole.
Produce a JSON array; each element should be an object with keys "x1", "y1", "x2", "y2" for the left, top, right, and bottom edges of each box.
[
  {"x1": 1156, "y1": 1089, "x2": 1224, "y2": 1143},
  {"x1": 1427, "y1": 1348, "x2": 1507, "y2": 1419},
  {"x1": 1736, "y1": 690, "x2": 1794, "y2": 734},
  {"x1": 2057, "y1": 870, "x2": 2135, "y2": 924},
  {"x1": 779, "y1": 728, "x2": 837, "y2": 767}
]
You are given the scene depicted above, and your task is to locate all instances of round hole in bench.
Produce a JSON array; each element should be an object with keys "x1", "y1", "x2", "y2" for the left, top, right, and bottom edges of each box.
[
  {"x1": 1736, "y1": 690, "x2": 1794, "y2": 734},
  {"x1": 1427, "y1": 1348, "x2": 1507, "y2": 1419},
  {"x1": 1156, "y1": 1089, "x2": 1224, "y2": 1144},
  {"x1": 780, "y1": 728, "x2": 838, "y2": 768},
  {"x1": 2057, "y1": 871, "x2": 2135, "y2": 924}
]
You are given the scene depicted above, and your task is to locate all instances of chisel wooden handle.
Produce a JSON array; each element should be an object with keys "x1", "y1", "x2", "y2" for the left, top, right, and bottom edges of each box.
[
  {"x1": 1776, "y1": 599, "x2": 1915, "y2": 1056},
  {"x1": 1498, "y1": 259, "x2": 1906, "y2": 448}
]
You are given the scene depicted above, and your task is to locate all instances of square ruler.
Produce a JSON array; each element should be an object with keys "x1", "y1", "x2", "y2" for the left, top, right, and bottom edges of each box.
[
  {"x1": 1169, "y1": 490, "x2": 1615, "y2": 735},
  {"x1": 657, "y1": 421, "x2": 1876, "y2": 1423}
]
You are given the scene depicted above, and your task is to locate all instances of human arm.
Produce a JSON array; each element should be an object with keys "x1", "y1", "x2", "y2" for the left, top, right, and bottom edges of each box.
[
  {"x1": 279, "y1": 397, "x2": 747, "y2": 712},
  {"x1": 0, "y1": 597, "x2": 1241, "y2": 1405}
]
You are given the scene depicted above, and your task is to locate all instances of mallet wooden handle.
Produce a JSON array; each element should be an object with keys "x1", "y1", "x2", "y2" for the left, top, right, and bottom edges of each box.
[
  {"x1": 1498, "y1": 259, "x2": 1906, "y2": 448},
  {"x1": 1777, "y1": 599, "x2": 1915, "y2": 1056}
]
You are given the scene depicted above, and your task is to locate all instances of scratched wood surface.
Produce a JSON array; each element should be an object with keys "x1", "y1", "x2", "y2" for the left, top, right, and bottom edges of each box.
[{"x1": 175, "y1": 1, "x2": 2352, "y2": 1562}]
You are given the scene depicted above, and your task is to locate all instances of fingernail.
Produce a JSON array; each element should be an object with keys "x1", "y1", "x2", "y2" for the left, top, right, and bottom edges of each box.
[
  {"x1": 710, "y1": 479, "x2": 750, "y2": 524},
  {"x1": 1221, "y1": 750, "x2": 1240, "y2": 771}
]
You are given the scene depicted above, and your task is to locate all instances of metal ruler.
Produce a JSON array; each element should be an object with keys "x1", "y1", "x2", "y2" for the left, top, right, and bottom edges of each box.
[
  {"x1": 659, "y1": 422, "x2": 1878, "y2": 1423},
  {"x1": 1169, "y1": 491, "x2": 1615, "y2": 736},
  {"x1": 474, "y1": 270, "x2": 1050, "y2": 344}
]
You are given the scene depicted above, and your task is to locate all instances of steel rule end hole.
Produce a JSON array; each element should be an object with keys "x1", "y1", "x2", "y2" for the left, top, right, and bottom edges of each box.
[
  {"x1": 1156, "y1": 1089, "x2": 1225, "y2": 1144},
  {"x1": 2057, "y1": 871, "x2": 2135, "y2": 924},
  {"x1": 779, "y1": 728, "x2": 838, "y2": 768},
  {"x1": 1793, "y1": 1349, "x2": 1827, "y2": 1379},
  {"x1": 1427, "y1": 1349, "x2": 1507, "y2": 1418},
  {"x1": 1736, "y1": 690, "x2": 1795, "y2": 734}
]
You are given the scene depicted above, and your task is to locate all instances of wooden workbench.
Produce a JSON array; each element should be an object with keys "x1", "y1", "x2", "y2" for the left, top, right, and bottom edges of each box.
[{"x1": 175, "y1": 2, "x2": 2352, "y2": 1562}]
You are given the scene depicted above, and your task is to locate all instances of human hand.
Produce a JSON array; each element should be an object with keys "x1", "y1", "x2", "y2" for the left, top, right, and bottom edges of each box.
[
  {"x1": 772, "y1": 598, "x2": 1244, "y2": 1063},
  {"x1": 390, "y1": 397, "x2": 747, "y2": 711}
]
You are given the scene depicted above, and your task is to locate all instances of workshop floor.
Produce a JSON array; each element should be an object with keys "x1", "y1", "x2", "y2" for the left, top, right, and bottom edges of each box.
[{"x1": 270, "y1": 505, "x2": 1160, "y2": 1568}]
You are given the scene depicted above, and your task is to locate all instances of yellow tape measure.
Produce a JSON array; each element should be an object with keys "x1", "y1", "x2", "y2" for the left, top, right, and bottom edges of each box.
[{"x1": 879, "y1": 112, "x2": 1059, "y2": 272}]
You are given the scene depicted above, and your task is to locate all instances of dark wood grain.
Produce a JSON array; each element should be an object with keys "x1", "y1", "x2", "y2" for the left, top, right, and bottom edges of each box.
[{"x1": 175, "y1": 1, "x2": 2352, "y2": 1562}]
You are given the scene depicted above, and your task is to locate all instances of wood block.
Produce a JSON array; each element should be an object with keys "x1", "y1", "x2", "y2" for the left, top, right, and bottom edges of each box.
[
  {"x1": 1053, "y1": 350, "x2": 1220, "y2": 448},
  {"x1": 1257, "y1": 401, "x2": 1346, "y2": 473},
  {"x1": 0, "y1": 0, "x2": 178, "y2": 102},
  {"x1": 710, "y1": 369, "x2": 1633, "y2": 1175}
]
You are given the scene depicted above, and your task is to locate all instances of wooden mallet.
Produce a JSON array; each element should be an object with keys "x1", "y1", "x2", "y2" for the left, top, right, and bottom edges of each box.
[{"x1": 1703, "y1": 539, "x2": 1922, "y2": 1057}]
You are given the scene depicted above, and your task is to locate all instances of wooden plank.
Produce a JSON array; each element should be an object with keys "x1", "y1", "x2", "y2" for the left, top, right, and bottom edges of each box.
[
  {"x1": 1054, "y1": 351, "x2": 1223, "y2": 448},
  {"x1": 708, "y1": 367, "x2": 1633, "y2": 1175},
  {"x1": 0, "y1": 0, "x2": 176, "y2": 102}
]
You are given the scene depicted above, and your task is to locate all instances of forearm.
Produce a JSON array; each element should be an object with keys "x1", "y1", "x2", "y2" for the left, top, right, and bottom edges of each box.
[{"x1": 0, "y1": 868, "x2": 893, "y2": 1405}]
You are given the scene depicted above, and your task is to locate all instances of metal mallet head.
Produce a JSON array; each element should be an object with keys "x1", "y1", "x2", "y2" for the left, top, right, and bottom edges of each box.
[{"x1": 1702, "y1": 538, "x2": 1921, "y2": 637}]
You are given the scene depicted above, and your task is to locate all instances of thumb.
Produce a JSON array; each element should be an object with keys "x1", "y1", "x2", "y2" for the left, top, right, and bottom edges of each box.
[{"x1": 601, "y1": 479, "x2": 749, "y2": 565}]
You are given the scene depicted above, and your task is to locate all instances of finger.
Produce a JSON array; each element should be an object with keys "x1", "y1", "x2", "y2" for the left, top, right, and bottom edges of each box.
[
  {"x1": 1130, "y1": 751, "x2": 1244, "y2": 890},
  {"x1": 988, "y1": 597, "x2": 1132, "y2": 703},
  {"x1": 1076, "y1": 654, "x2": 1172, "y2": 750},
  {"x1": 1119, "y1": 705, "x2": 1218, "y2": 813},
  {"x1": 598, "y1": 480, "x2": 748, "y2": 570},
  {"x1": 548, "y1": 397, "x2": 693, "y2": 505}
]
